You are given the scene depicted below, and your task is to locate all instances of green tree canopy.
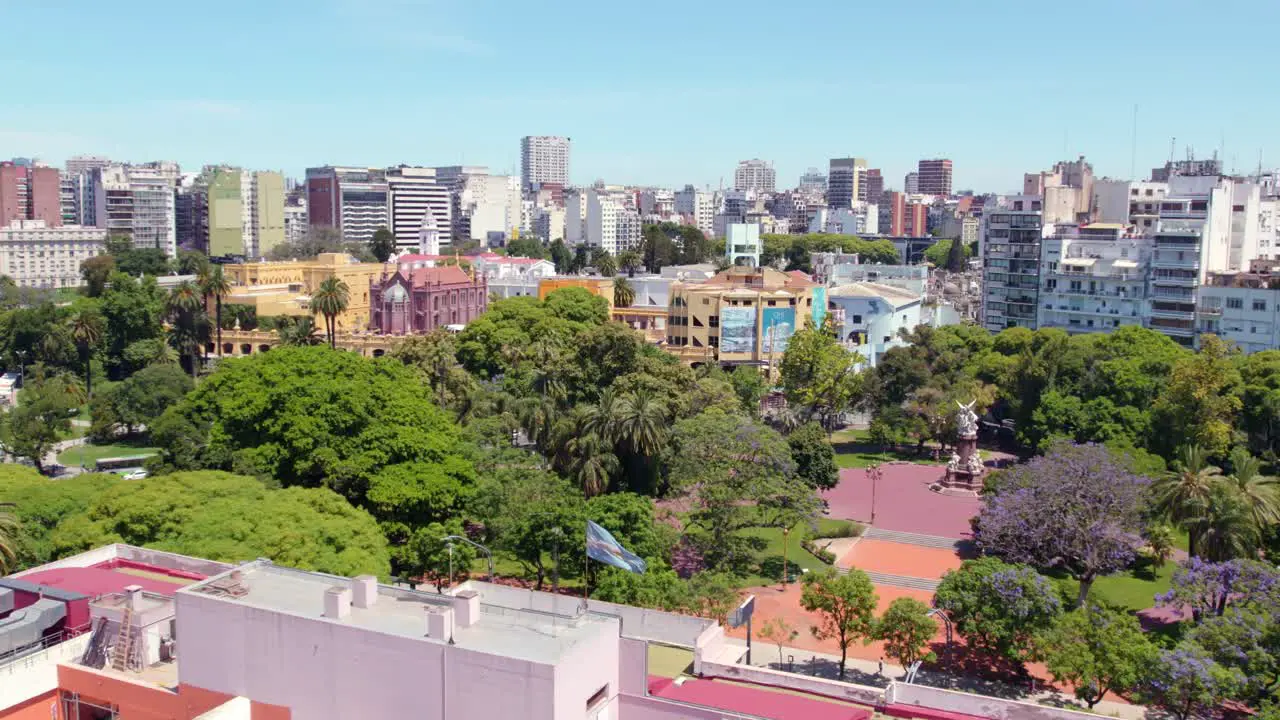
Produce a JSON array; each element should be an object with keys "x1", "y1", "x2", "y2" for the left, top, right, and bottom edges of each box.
[
  {"x1": 49, "y1": 471, "x2": 390, "y2": 577},
  {"x1": 369, "y1": 227, "x2": 396, "y2": 263},
  {"x1": 779, "y1": 318, "x2": 863, "y2": 428},
  {"x1": 800, "y1": 568, "x2": 879, "y2": 679},
  {"x1": 875, "y1": 596, "x2": 939, "y2": 669},
  {"x1": 151, "y1": 346, "x2": 472, "y2": 515},
  {"x1": 1037, "y1": 603, "x2": 1158, "y2": 708},
  {"x1": 934, "y1": 557, "x2": 1063, "y2": 666},
  {"x1": 787, "y1": 422, "x2": 839, "y2": 490}
]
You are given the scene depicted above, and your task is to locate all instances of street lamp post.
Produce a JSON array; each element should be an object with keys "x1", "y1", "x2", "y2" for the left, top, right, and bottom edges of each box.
[
  {"x1": 867, "y1": 463, "x2": 882, "y2": 528},
  {"x1": 781, "y1": 527, "x2": 791, "y2": 588},
  {"x1": 440, "y1": 535, "x2": 495, "y2": 581}
]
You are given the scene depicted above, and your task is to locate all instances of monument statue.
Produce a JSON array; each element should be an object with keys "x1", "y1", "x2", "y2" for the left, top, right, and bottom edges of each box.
[
  {"x1": 935, "y1": 398, "x2": 985, "y2": 493},
  {"x1": 955, "y1": 400, "x2": 979, "y2": 438}
]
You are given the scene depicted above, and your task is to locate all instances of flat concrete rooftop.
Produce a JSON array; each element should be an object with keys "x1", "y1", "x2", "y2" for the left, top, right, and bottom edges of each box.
[{"x1": 182, "y1": 562, "x2": 614, "y2": 665}]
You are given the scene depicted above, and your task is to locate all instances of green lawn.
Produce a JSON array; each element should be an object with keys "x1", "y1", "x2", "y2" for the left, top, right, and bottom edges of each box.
[
  {"x1": 1051, "y1": 554, "x2": 1176, "y2": 611},
  {"x1": 739, "y1": 518, "x2": 846, "y2": 587},
  {"x1": 56, "y1": 442, "x2": 158, "y2": 468}
]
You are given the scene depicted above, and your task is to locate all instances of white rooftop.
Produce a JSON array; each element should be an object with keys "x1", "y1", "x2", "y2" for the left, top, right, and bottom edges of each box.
[{"x1": 181, "y1": 562, "x2": 615, "y2": 665}]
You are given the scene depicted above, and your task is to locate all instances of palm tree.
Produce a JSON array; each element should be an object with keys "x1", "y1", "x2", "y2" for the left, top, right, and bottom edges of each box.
[
  {"x1": 595, "y1": 252, "x2": 618, "y2": 278},
  {"x1": 311, "y1": 277, "x2": 351, "y2": 350},
  {"x1": 1225, "y1": 447, "x2": 1280, "y2": 529},
  {"x1": 0, "y1": 502, "x2": 17, "y2": 574},
  {"x1": 1151, "y1": 445, "x2": 1221, "y2": 558},
  {"x1": 68, "y1": 308, "x2": 104, "y2": 400},
  {"x1": 1198, "y1": 483, "x2": 1262, "y2": 561},
  {"x1": 277, "y1": 316, "x2": 321, "y2": 347},
  {"x1": 615, "y1": 388, "x2": 668, "y2": 459},
  {"x1": 567, "y1": 431, "x2": 619, "y2": 497},
  {"x1": 579, "y1": 388, "x2": 622, "y2": 445},
  {"x1": 166, "y1": 280, "x2": 204, "y2": 380},
  {"x1": 618, "y1": 250, "x2": 642, "y2": 277},
  {"x1": 613, "y1": 277, "x2": 635, "y2": 308},
  {"x1": 199, "y1": 266, "x2": 232, "y2": 359},
  {"x1": 149, "y1": 342, "x2": 179, "y2": 365}
]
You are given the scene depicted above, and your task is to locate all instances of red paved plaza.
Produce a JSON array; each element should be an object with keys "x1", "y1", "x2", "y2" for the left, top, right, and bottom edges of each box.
[{"x1": 822, "y1": 465, "x2": 980, "y2": 539}]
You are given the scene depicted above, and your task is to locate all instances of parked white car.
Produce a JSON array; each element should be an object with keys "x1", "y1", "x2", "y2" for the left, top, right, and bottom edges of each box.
[{"x1": 122, "y1": 470, "x2": 149, "y2": 480}]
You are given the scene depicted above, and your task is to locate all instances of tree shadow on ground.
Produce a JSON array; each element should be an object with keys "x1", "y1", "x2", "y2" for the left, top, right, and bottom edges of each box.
[{"x1": 764, "y1": 655, "x2": 890, "y2": 688}]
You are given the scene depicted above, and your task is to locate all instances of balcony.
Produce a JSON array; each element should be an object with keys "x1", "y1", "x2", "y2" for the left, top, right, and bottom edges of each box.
[
  {"x1": 1151, "y1": 275, "x2": 1198, "y2": 287},
  {"x1": 1149, "y1": 307, "x2": 1197, "y2": 320}
]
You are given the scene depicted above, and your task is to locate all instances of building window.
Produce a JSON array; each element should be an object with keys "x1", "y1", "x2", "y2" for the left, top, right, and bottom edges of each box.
[
  {"x1": 1228, "y1": 297, "x2": 1243, "y2": 309},
  {"x1": 1254, "y1": 299, "x2": 1267, "y2": 312},
  {"x1": 852, "y1": 315, "x2": 862, "y2": 323}
]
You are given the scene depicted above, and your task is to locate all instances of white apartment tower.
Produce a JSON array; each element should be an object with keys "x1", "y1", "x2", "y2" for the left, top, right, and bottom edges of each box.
[
  {"x1": 0, "y1": 219, "x2": 106, "y2": 288},
  {"x1": 1037, "y1": 224, "x2": 1150, "y2": 334},
  {"x1": 520, "y1": 136, "x2": 570, "y2": 191},
  {"x1": 674, "y1": 185, "x2": 715, "y2": 237},
  {"x1": 89, "y1": 163, "x2": 179, "y2": 256},
  {"x1": 386, "y1": 166, "x2": 453, "y2": 252},
  {"x1": 733, "y1": 159, "x2": 776, "y2": 194},
  {"x1": 583, "y1": 189, "x2": 641, "y2": 255}
]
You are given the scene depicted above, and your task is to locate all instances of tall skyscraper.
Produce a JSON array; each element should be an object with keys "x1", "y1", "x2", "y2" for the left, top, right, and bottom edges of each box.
[
  {"x1": 88, "y1": 163, "x2": 179, "y2": 255},
  {"x1": 305, "y1": 167, "x2": 390, "y2": 244},
  {"x1": 904, "y1": 172, "x2": 919, "y2": 194},
  {"x1": 191, "y1": 167, "x2": 285, "y2": 258},
  {"x1": 864, "y1": 169, "x2": 885, "y2": 204},
  {"x1": 733, "y1": 159, "x2": 776, "y2": 193},
  {"x1": 828, "y1": 158, "x2": 867, "y2": 209},
  {"x1": 0, "y1": 160, "x2": 62, "y2": 227},
  {"x1": 917, "y1": 159, "x2": 953, "y2": 196},
  {"x1": 386, "y1": 166, "x2": 452, "y2": 252},
  {"x1": 520, "y1": 136, "x2": 570, "y2": 191}
]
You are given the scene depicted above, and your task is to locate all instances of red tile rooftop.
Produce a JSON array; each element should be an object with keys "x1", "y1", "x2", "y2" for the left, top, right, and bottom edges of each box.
[
  {"x1": 19, "y1": 563, "x2": 200, "y2": 598},
  {"x1": 648, "y1": 675, "x2": 872, "y2": 720}
]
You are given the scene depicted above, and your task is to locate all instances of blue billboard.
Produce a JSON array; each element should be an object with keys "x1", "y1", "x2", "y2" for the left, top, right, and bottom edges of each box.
[
  {"x1": 720, "y1": 307, "x2": 756, "y2": 354},
  {"x1": 811, "y1": 287, "x2": 827, "y2": 328},
  {"x1": 762, "y1": 307, "x2": 796, "y2": 354}
]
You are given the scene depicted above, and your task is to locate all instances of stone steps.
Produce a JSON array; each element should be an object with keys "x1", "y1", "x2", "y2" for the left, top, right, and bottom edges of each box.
[
  {"x1": 837, "y1": 567, "x2": 940, "y2": 591},
  {"x1": 863, "y1": 527, "x2": 964, "y2": 550}
]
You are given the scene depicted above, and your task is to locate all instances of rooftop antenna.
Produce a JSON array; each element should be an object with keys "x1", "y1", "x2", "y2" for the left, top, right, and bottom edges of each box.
[
  {"x1": 1169, "y1": 137, "x2": 1176, "y2": 164},
  {"x1": 1129, "y1": 104, "x2": 1138, "y2": 180}
]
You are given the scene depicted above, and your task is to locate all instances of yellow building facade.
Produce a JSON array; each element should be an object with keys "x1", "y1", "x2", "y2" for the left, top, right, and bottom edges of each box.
[
  {"x1": 222, "y1": 253, "x2": 392, "y2": 333},
  {"x1": 536, "y1": 277, "x2": 615, "y2": 306},
  {"x1": 665, "y1": 267, "x2": 825, "y2": 368}
]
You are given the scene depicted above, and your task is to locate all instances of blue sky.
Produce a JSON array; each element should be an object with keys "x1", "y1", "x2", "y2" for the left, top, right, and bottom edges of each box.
[{"x1": 3, "y1": 0, "x2": 1278, "y2": 192}]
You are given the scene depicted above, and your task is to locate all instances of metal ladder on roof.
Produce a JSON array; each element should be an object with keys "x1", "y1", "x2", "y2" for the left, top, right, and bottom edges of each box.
[{"x1": 110, "y1": 606, "x2": 135, "y2": 672}]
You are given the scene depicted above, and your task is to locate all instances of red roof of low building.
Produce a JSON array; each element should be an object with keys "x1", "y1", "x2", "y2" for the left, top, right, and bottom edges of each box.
[
  {"x1": 19, "y1": 566, "x2": 191, "y2": 598},
  {"x1": 406, "y1": 266, "x2": 474, "y2": 287},
  {"x1": 648, "y1": 676, "x2": 870, "y2": 720}
]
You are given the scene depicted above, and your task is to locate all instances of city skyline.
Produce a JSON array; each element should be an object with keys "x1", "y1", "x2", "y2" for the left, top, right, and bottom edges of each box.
[{"x1": 3, "y1": 1, "x2": 1280, "y2": 192}]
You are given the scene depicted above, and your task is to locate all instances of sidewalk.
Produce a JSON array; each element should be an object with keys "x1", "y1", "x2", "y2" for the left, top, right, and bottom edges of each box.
[{"x1": 725, "y1": 638, "x2": 1145, "y2": 720}]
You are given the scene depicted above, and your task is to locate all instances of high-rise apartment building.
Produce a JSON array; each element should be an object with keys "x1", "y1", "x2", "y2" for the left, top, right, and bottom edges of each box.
[
  {"x1": 674, "y1": 185, "x2": 716, "y2": 237},
  {"x1": 733, "y1": 159, "x2": 776, "y2": 194},
  {"x1": 584, "y1": 188, "x2": 642, "y2": 255},
  {"x1": 917, "y1": 159, "x2": 953, "y2": 196},
  {"x1": 386, "y1": 166, "x2": 452, "y2": 252},
  {"x1": 881, "y1": 191, "x2": 928, "y2": 237},
  {"x1": 1036, "y1": 223, "x2": 1150, "y2": 334},
  {"x1": 904, "y1": 172, "x2": 919, "y2": 194},
  {"x1": 305, "y1": 166, "x2": 390, "y2": 244},
  {"x1": 284, "y1": 186, "x2": 308, "y2": 246},
  {"x1": 65, "y1": 155, "x2": 111, "y2": 177},
  {"x1": 798, "y1": 168, "x2": 827, "y2": 193},
  {"x1": 193, "y1": 167, "x2": 286, "y2": 258},
  {"x1": 0, "y1": 160, "x2": 62, "y2": 228},
  {"x1": 1092, "y1": 179, "x2": 1169, "y2": 232},
  {"x1": 828, "y1": 158, "x2": 867, "y2": 209},
  {"x1": 863, "y1": 169, "x2": 885, "y2": 204},
  {"x1": 520, "y1": 135, "x2": 570, "y2": 190},
  {"x1": 88, "y1": 163, "x2": 179, "y2": 255},
  {"x1": 980, "y1": 197, "x2": 1045, "y2": 332}
]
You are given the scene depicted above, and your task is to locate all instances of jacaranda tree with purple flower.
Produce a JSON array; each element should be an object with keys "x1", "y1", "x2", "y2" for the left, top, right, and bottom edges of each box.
[
  {"x1": 1157, "y1": 557, "x2": 1280, "y2": 621},
  {"x1": 933, "y1": 556, "x2": 1062, "y2": 666},
  {"x1": 1141, "y1": 646, "x2": 1239, "y2": 720},
  {"x1": 974, "y1": 441, "x2": 1149, "y2": 605}
]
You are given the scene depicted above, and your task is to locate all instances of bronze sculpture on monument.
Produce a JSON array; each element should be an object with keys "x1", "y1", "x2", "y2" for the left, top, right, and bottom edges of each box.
[{"x1": 937, "y1": 399, "x2": 985, "y2": 492}]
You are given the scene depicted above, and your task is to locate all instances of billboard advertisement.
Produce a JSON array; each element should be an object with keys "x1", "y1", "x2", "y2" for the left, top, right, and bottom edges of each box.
[
  {"x1": 762, "y1": 307, "x2": 796, "y2": 354},
  {"x1": 720, "y1": 306, "x2": 756, "y2": 354},
  {"x1": 811, "y1": 287, "x2": 827, "y2": 328}
]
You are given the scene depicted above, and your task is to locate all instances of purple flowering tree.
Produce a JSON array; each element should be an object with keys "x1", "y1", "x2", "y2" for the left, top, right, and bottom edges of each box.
[
  {"x1": 1141, "y1": 646, "x2": 1239, "y2": 720},
  {"x1": 974, "y1": 441, "x2": 1149, "y2": 605},
  {"x1": 933, "y1": 556, "x2": 1062, "y2": 666},
  {"x1": 1157, "y1": 557, "x2": 1280, "y2": 621}
]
